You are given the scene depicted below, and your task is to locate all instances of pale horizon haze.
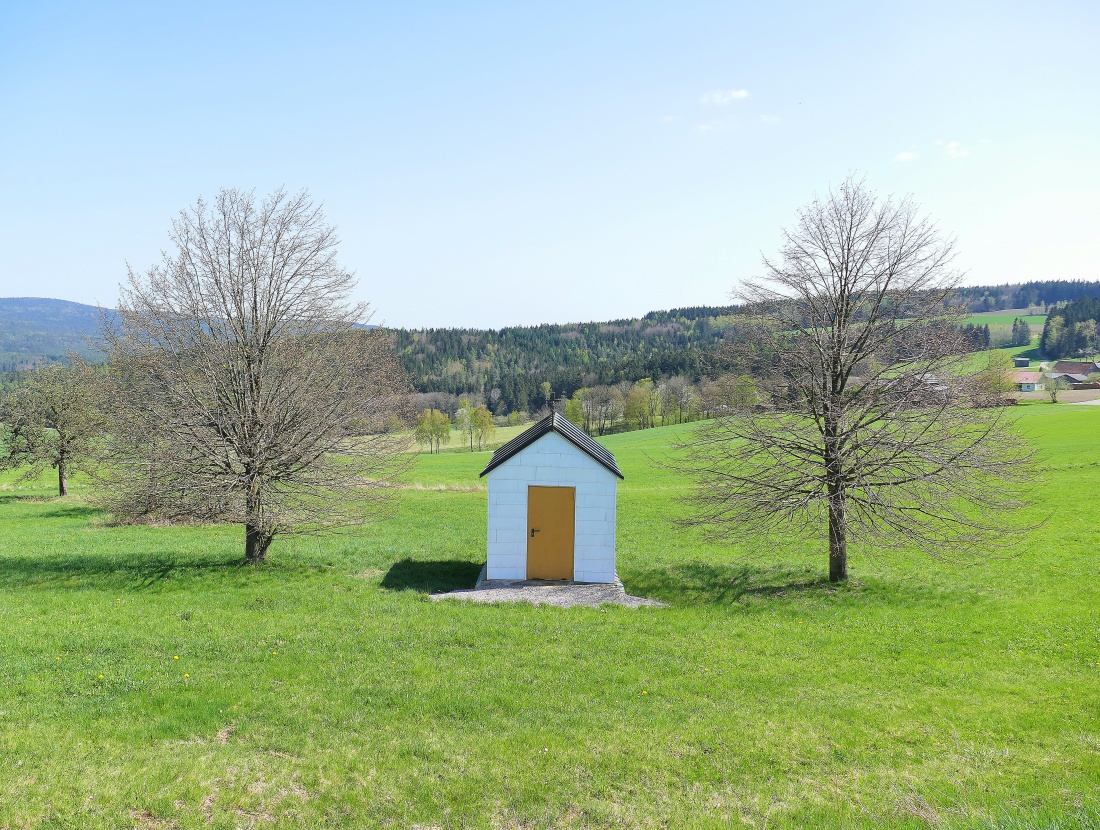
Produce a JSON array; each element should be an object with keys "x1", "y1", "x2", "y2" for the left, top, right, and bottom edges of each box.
[{"x1": 1, "y1": 1, "x2": 1097, "y2": 328}]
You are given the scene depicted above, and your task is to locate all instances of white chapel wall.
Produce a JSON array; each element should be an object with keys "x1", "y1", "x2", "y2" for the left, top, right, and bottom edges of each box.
[{"x1": 485, "y1": 432, "x2": 618, "y2": 583}]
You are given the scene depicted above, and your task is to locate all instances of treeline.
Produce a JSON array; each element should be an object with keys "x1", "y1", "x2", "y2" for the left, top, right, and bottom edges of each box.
[
  {"x1": 390, "y1": 297, "x2": 1049, "y2": 417},
  {"x1": 3, "y1": 282, "x2": 1093, "y2": 417},
  {"x1": 388, "y1": 309, "x2": 738, "y2": 416},
  {"x1": 1040, "y1": 296, "x2": 1100, "y2": 358},
  {"x1": 956, "y1": 280, "x2": 1100, "y2": 313},
  {"x1": 414, "y1": 375, "x2": 739, "y2": 451}
]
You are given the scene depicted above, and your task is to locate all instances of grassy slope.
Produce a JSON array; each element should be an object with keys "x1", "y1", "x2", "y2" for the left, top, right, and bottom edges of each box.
[
  {"x1": 1, "y1": 410, "x2": 1099, "y2": 828},
  {"x1": 965, "y1": 313, "x2": 1047, "y2": 328}
]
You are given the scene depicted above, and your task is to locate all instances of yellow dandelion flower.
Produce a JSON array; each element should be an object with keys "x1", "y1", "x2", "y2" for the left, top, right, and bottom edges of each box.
[
  {"x1": 642, "y1": 690, "x2": 648, "y2": 695},
  {"x1": 184, "y1": 673, "x2": 190, "y2": 678},
  {"x1": 272, "y1": 651, "x2": 277, "y2": 656},
  {"x1": 98, "y1": 674, "x2": 104, "y2": 679},
  {"x1": 56, "y1": 656, "x2": 61, "y2": 661},
  {"x1": 173, "y1": 655, "x2": 179, "y2": 660}
]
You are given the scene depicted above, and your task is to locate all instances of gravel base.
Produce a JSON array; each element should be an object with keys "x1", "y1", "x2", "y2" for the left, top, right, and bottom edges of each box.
[{"x1": 430, "y1": 567, "x2": 665, "y2": 608}]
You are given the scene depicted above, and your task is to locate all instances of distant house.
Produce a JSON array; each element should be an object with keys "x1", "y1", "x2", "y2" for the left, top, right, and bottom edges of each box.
[
  {"x1": 1013, "y1": 357, "x2": 1031, "y2": 368},
  {"x1": 1044, "y1": 372, "x2": 1086, "y2": 385},
  {"x1": 1012, "y1": 371, "x2": 1045, "y2": 392},
  {"x1": 1051, "y1": 360, "x2": 1100, "y2": 376}
]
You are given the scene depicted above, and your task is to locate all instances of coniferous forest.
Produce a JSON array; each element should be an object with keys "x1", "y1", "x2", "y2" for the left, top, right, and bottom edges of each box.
[{"x1": 388, "y1": 307, "x2": 738, "y2": 415}]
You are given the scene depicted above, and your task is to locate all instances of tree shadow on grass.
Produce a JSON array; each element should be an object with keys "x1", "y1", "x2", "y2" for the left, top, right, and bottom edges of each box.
[
  {"x1": 0, "y1": 550, "x2": 245, "y2": 592},
  {"x1": 0, "y1": 493, "x2": 103, "y2": 520},
  {"x1": 623, "y1": 561, "x2": 838, "y2": 606},
  {"x1": 381, "y1": 559, "x2": 484, "y2": 594}
]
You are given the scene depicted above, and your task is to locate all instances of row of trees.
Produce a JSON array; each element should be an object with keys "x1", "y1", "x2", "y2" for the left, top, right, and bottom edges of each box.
[
  {"x1": 393, "y1": 280, "x2": 1098, "y2": 414},
  {"x1": 1, "y1": 189, "x2": 413, "y2": 562},
  {"x1": 414, "y1": 401, "x2": 498, "y2": 453},
  {"x1": 561, "y1": 375, "x2": 730, "y2": 435},
  {"x1": 956, "y1": 280, "x2": 1100, "y2": 313}
]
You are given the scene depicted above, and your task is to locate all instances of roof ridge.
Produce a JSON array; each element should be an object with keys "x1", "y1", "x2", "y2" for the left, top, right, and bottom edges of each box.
[{"x1": 479, "y1": 412, "x2": 624, "y2": 479}]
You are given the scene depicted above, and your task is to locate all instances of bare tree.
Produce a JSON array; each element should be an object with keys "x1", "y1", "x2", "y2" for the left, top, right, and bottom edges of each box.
[
  {"x1": 680, "y1": 178, "x2": 1027, "y2": 582},
  {"x1": 96, "y1": 188, "x2": 412, "y2": 562},
  {"x1": 0, "y1": 356, "x2": 107, "y2": 496},
  {"x1": 665, "y1": 376, "x2": 695, "y2": 423}
]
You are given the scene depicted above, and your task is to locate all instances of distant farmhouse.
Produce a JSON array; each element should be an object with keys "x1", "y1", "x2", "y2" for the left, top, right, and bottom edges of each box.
[
  {"x1": 1047, "y1": 362, "x2": 1100, "y2": 378},
  {"x1": 1012, "y1": 371, "x2": 1045, "y2": 392},
  {"x1": 1049, "y1": 361, "x2": 1100, "y2": 384}
]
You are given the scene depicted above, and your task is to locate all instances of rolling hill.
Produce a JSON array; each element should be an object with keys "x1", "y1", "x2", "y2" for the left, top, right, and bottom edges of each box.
[{"x1": 0, "y1": 297, "x2": 106, "y2": 372}]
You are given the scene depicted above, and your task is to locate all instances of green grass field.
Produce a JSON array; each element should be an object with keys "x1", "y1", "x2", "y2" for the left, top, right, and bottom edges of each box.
[
  {"x1": 965, "y1": 312, "x2": 1047, "y2": 328},
  {"x1": 2, "y1": 407, "x2": 1099, "y2": 828},
  {"x1": 424, "y1": 422, "x2": 532, "y2": 454}
]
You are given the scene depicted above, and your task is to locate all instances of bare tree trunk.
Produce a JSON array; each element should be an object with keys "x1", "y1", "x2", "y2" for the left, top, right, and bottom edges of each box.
[
  {"x1": 825, "y1": 416, "x2": 848, "y2": 582},
  {"x1": 244, "y1": 485, "x2": 271, "y2": 562},
  {"x1": 245, "y1": 523, "x2": 272, "y2": 563},
  {"x1": 58, "y1": 455, "x2": 68, "y2": 497},
  {"x1": 827, "y1": 487, "x2": 848, "y2": 582}
]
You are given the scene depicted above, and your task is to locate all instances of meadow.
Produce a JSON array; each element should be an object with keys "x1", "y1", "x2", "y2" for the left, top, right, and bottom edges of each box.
[
  {"x1": 965, "y1": 312, "x2": 1047, "y2": 328},
  {"x1": 1, "y1": 406, "x2": 1099, "y2": 828}
]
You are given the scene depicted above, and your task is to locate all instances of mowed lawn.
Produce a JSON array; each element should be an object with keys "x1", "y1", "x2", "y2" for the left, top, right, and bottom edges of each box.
[{"x1": 1, "y1": 409, "x2": 1099, "y2": 829}]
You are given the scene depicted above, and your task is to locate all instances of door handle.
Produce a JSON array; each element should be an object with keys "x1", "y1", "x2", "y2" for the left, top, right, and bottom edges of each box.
[{"x1": 530, "y1": 528, "x2": 540, "y2": 538}]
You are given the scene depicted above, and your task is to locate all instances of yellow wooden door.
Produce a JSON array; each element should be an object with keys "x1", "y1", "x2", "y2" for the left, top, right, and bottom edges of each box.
[{"x1": 526, "y1": 486, "x2": 575, "y2": 580}]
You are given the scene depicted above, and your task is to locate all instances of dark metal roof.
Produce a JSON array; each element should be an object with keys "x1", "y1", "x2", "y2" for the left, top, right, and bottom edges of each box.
[{"x1": 479, "y1": 412, "x2": 624, "y2": 479}]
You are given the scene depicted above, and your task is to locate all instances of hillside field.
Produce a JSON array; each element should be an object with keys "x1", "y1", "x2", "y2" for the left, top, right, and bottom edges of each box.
[
  {"x1": 965, "y1": 314, "x2": 1047, "y2": 328},
  {"x1": 1, "y1": 408, "x2": 1099, "y2": 828}
]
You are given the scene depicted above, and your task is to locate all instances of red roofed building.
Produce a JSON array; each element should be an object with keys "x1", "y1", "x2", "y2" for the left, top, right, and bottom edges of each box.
[{"x1": 1011, "y1": 371, "x2": 1045, "y2": 392}]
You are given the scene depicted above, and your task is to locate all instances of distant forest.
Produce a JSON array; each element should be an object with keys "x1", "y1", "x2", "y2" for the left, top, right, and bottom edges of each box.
[
  {"x1": 0, "y1": 298, "x2": 106, "y2": 391},
  {"x1": 389, "y1": 306, "x2": 739, "y2": 415},
  {"x1": 392, "y1": 281, "x2": 1100, "y2": 415},
  {"x1": 955, "y1": 280, "x2": 1100, "y2": 312},
  {"x1": 3, "y1": 281, "x2": 1100, "y2": 414},
  {"x1": 1040, "y1": 296, "x2": 1100, "y2": 359}
]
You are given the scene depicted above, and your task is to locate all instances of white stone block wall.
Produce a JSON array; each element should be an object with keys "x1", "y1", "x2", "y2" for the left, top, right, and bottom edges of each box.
[{"x1": 485, "y1": 432, "x2": 618, "y2": 583}]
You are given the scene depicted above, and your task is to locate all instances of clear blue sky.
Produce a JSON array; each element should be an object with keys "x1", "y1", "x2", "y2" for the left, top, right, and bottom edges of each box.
[{"x1": 1, "y1": 1, "x2": 1097, "y2": 328}]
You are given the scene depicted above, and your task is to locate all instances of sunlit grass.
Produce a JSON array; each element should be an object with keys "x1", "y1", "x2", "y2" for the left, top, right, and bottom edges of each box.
[
  {"x1": 1, "y1": 409, "x2": 1098, "y2": 827},
  {"x1": 965, "y1": 312, "x2": 1047, "y2": 327}
]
